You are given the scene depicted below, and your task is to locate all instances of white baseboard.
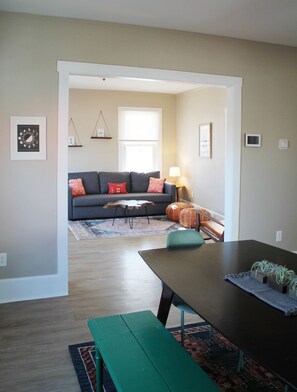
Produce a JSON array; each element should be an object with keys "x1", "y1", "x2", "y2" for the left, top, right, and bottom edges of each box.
[
  {"x1": 0, "y1": 274, "x2": 68, "y2": 304},
  {"x1": 180, "y1": 199, "x2": 225, "y2": 220}
]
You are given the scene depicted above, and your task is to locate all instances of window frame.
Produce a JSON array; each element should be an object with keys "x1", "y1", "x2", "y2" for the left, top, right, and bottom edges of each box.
[{"x1": 118, "y1": 107, "x2": 162, "y2": 173}]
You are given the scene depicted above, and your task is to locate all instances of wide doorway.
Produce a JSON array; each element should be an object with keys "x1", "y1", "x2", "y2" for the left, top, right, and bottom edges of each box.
[{"x1": 58, "y1": 62, "x2": 242, "y2": 293}]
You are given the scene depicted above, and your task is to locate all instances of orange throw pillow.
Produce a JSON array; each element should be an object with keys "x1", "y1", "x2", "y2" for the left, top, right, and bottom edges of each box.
[
  {"x1": 68, "y1": 178, "x2": 86, "y2": 196},
  {"x1": 147, "y1": 177, "x2": 165, "y2": 193},
  {"x1": 108, "y1": 182, "x2": 128, "y2": 194}
]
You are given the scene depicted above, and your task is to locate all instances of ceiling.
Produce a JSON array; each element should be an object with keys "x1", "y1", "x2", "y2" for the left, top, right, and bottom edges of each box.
[
  {"x1": 1, "y1": 0, "x2": 297, "y2": 48},
  {"x1": 69, "y1": 75, "x2": 204, "y2": 94},
  {"x1": 2, "y1": 0, "x2": 296, "y2": 93}
]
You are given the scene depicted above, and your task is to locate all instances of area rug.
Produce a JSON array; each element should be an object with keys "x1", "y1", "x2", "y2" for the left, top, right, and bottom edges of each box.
[
  {"x1": 68, "y1": 216, "x2": 183, "y2": 240},
  {"x1": 69, "y1": 322, "x2": 285, "y2": 392}
]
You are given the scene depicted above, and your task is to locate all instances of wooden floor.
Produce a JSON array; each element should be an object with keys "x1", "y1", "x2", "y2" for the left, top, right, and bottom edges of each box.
[{"x1": 0, "y1": 231, "x2": 202, "y2": 392}]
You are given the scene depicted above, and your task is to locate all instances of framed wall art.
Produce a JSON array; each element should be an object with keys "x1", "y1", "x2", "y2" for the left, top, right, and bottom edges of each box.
[
  {"x1": 10, "y1": 116, "x2": 47, "y2": 160},
  {"x1": 68, "y1": 136, "x2": 76, "y2": 146},
  {"x1": 199, "y1": 122, "x2": 212, "y2": 158}
]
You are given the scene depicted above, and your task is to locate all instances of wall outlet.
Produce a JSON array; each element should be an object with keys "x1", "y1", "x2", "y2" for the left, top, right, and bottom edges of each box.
[
  {"x1": 276, "y1": 231, "x2": 282, "y2": 242},
  {"x1": 0, "y1": 253, "x2": 7, "y2": 266}
]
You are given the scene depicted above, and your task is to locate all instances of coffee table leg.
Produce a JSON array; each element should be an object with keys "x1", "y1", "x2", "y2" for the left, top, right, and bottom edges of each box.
[
  {"x1": 112, "y1": 207, "x2": 118, "y2": 226},
  {"x1": 124, "y1": 206, "x2": 128, "y2": 223},
  {"x1": 129, "y1": 208, "x2": 135, "y2": 229},
  {"x1": 145, "y1": 206, "x2": 150, "y2": 224}
]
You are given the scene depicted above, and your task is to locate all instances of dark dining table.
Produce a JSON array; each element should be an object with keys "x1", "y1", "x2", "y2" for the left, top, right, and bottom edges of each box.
[{"x1": 139, "y1": 240, "x2": 297, "y2": 390}]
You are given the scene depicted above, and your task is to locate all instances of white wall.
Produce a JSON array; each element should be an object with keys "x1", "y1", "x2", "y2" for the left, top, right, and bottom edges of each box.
[
  {"x1": 68, "y1": 89, "x2": 176, "y2": 175},
  {"x1": 1, "y1": 11, "x2": 297, "y2": 301},
  {"x1": 176, "y1": 87, "x2": 226, "y2": 214}
]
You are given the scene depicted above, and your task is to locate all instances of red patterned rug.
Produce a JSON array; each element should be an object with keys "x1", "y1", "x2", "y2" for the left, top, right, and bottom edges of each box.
[{"x1": 69, "y1": 322, "x2": 286, "y2": 391}]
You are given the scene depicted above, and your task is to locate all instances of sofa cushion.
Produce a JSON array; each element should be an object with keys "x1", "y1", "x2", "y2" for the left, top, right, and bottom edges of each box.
[
  {"x1": 130, "y1": 171, "x2": 160, "y2": 192},
  {"x1": 99, "y1": 172, "x2": 131, "y2": 194},
  {"x1": 68, "y1": 171, "x2": 100, "y2": 194},
  {"x1": 72, "y1": 192, "x2": 172, "y2": 207},
  {"x1": 108, "y1": 182, "x2": 128, "y2": 194},
  {"x1": 136, "y1": 192, "x2": 171, "y2": 203},
  {"x1": 147, "y1": 177, "x2": 165, "y2": 193},
  {"x1": 68, "y1": 178, "x2": 86, "y2": 196}
]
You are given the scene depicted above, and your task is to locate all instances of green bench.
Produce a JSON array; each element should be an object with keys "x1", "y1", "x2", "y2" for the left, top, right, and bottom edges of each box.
[{"x1": 87, "y1": 310, "x2": 219, "y2": 392}]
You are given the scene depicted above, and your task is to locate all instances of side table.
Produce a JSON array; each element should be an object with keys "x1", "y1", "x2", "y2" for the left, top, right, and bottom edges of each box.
[{"x1": 175, "y1": 185, "x2": 184, "y2": 202}]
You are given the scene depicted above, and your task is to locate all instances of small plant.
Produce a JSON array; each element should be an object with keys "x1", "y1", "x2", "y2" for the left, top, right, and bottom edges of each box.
[
  {"x1": 289, "y1": 276, "x2": 297, "y2": 293},
  {"x1": 251, "y1": 260, "x2": 275, "y2": 275},
  {"x1": 250, "y1": 260, "x2": 276, "y2": 283},
  {"x1": 273, "y1": 265, "x2": 295, "y2": 286},
  {"x1": 288, "y1": 275, "x2": 297, "y2": 301}
]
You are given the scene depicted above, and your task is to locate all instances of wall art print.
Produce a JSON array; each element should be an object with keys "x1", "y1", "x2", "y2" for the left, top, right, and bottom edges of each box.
[
  {"x1": 199, "y1": 122, "x2": 212, "y2": 158},
  {"x1": 10, "y1": 116, "x2": 46, "y2": 160}
]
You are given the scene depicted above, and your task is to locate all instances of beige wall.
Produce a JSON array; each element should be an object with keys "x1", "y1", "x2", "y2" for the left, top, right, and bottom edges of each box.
[
  {"x1": 176, "y1": 87, "x2": 226, "y2": 214},
  {"x1": 1, "y1": 11, "x2": 297, "y2": 284},
  {"x1": 68, "y1": 89, "x2": 176, "y2": 174}
]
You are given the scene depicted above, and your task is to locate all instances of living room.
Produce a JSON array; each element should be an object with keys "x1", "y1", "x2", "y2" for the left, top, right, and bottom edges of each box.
[
  {"x1": 1, "y1": 2, "x2": 297, "y2": 391},
  {"x1": 67, "y1": 78, "x2": 226, "y2": 208}
]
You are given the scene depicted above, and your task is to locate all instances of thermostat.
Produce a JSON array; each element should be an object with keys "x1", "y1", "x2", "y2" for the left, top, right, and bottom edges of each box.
[{"x1": 244, "y1": 134, "x2": 261, "y2": 147}]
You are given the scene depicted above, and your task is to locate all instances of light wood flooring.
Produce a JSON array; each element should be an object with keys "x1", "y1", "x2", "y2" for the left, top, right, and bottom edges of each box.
[{"x1": 0, "y1": 231, "x2": 202, "y2": 392}]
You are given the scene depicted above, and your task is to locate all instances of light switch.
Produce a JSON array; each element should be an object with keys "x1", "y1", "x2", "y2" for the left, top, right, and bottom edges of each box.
[{"x1": 279, "y1": 139, "x2": 288, "y2": 150}]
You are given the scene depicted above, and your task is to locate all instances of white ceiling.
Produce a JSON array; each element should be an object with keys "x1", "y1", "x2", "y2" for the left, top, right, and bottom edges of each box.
[
  {"x1": 2, "y1": 0, "x2": 296, "y2": 93},
  {"x1": 69, "y1": 75, "x2": 204, "y2": 94},
  {"x1": 1, "y1": 0, "x2": 297, "y2": 48}
]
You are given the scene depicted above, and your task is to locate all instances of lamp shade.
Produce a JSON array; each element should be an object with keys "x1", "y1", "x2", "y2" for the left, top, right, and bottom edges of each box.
[{"x1": 169, "y1": 167, "x2": 181, "y2": 177}]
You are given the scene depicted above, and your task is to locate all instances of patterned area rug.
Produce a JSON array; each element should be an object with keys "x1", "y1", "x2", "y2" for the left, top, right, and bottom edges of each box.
[
  {"x1": 68, "y1": 216, "x2": 183, "y2": 240},
  {"x1": 69, "y1": 322, "x2": 285, "y2": 392}
]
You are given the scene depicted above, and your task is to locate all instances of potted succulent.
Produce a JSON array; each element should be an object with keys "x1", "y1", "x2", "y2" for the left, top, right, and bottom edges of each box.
[
  {"x1": 250, "y1": 260, "x2": 275, "y2": 284},
  {"x1": 288, "y1": 276, "x2": 297, "y2": 301},
  {"x1": 267, "y1": 264, "x2": 295, "y2": 293}
]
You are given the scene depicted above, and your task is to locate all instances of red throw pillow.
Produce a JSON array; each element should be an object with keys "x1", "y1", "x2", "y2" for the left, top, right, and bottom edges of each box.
[
  {"x1": 68, "y1": 178, "x2": 86, "y2": 196},
  {"x1": 108, "y1": 182, "x2": 128, "y2": 194},
  {"x1": 147, "y1": 177, "x2": 165, "y2": 193}
]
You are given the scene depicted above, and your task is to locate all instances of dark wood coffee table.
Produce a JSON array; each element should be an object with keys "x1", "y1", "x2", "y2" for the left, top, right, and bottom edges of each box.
[{"x1": 103, "y1": 199, "x2": 155, "y2": 228}]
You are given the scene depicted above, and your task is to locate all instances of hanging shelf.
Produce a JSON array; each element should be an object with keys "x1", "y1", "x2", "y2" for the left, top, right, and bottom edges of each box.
[
  {"x1": 91, "y1": 136, "x2": 112, "y2": 139},
  {"x1": 91, "y1": 110, "x2": 112, "y2": 140},
  {"x1": 68, "y1": 118, "x2": 83, "y2": 147}
]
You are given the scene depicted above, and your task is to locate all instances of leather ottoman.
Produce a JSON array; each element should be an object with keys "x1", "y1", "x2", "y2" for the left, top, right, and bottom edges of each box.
[
  {"x1": 179, "y1": 208, "x2": 197, "y2": 228},
  {"x1": 166, "y1": 202, "x2": 192, "y2": 222}
]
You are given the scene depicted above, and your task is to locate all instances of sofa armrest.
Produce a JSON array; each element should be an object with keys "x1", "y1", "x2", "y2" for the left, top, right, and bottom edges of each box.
[
  {"x1": 68, "y1": 186, "x2": 73, "y2": 220},
  {"x1": 164, "y1": 182, "x2": 176, "y2": 202}
]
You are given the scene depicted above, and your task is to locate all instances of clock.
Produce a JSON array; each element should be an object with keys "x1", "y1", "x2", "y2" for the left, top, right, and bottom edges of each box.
[{"x1": 17, "y1": 125, "x2": 40, "y2": 152}]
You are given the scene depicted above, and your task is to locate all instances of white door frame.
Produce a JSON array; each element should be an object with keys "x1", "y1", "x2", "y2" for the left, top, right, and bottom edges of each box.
[{"x1": 57, "y1": 61, "x2": 242, "y2": 294}]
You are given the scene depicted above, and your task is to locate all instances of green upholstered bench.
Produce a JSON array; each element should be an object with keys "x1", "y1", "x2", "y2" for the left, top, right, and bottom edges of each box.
[{"x1": 87, "y1": 310, "x2": 219, "y2": 392}]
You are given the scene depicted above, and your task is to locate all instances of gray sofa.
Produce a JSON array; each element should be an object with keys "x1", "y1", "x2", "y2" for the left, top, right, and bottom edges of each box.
[{"x1": 68, "y1": 171, "x2": 176, "y2": 220}]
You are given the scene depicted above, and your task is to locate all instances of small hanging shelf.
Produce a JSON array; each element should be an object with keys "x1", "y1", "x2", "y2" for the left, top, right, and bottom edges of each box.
[
  {"x1": 91, "y1": 110, "x2": 112, "y2": 140},
  {"x1": 68, "y1": 118, "x2": 83, "y2": 147}
]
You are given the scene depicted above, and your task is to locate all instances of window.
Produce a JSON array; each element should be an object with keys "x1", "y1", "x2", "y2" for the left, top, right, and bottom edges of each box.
[{"x1": 118, "y1": 107, "x2": 162, "y2": 172}]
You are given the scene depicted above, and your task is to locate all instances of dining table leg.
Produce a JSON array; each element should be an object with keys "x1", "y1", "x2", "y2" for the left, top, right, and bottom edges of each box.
[{"x1": 157, "y1": 284, "x2": 174, "y2": 326}]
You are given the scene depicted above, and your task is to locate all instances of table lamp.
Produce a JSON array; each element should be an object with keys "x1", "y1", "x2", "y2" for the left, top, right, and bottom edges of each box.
[{"x1": 169, "y1": 166, "x2": 181, "y2": 185}]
